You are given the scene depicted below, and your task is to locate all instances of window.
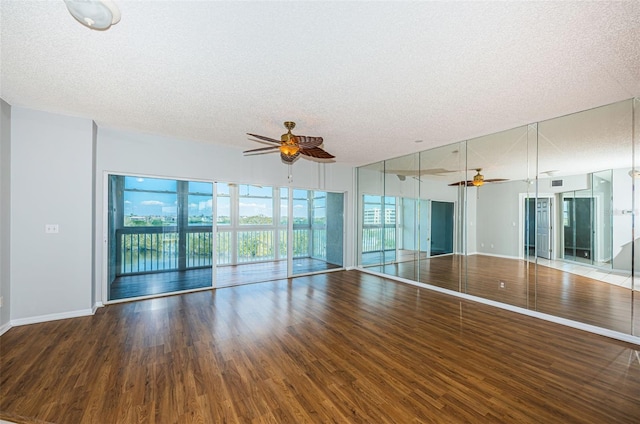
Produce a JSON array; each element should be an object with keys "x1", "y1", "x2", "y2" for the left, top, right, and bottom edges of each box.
[
  {"x1": 238, "y1": 184, "x2": 273, "y2": 225},
  {"x1": 216, "y1": 182, "x2": 231, "y2": 225},
  {"x1": 188, "y1": 181, "x2": 213, "y2": 226},
  {"x1": 123, "y1": 176, "x2": 177, "y2": 227}
]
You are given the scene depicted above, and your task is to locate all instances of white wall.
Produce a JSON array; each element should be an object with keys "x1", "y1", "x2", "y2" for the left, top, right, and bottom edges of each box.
[
  {"x1": 612, "y1": 167, "x2": 634, "y2": 271},
  {"x1": 475, "y1": 181, "x2": 534, "y2": 258},
  {"x1": 95, "y1": 127, "x2": 354, "y2": 304},
  {"x1": 10, "y1": 107, "x2": 94, "y2": 322},
  {"x1": 0, "y1": 99, "x2": 11, "y2": 331},
  {"x1": 91, "y1": 122, "x2": 98, "y2": 307},
  {"x1": 464, "y1": 187, "x2": 477, "y2": 255},
  {"x1": 472, "y1": 171, "x2": 635, "y2": 265}
]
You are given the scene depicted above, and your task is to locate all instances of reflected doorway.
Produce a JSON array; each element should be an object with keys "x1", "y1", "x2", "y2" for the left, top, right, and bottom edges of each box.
[
  {"x1": 524, "y1": 197, "x2": 553, "y2": 260},
  {"x1": 562, "y1": 196, "x2": 593, "y2": 263},
  {"x1": 430, "y1": 201, "x2": 454, "y2": 256}
]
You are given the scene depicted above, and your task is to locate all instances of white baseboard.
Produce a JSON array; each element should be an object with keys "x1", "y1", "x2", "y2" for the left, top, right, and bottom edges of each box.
[
  {"x1": 92, "y1": 302, "x2": 104, "y2": 314},
  {"x1": 472, "y1": 252, "x2": 520, "y2": 260},
  {"x1": 0, "y1": 322, "x2": 11, "y2": 336},
  {"x1": 10, "y1": 308, "x2": 94, "y2": 327}
]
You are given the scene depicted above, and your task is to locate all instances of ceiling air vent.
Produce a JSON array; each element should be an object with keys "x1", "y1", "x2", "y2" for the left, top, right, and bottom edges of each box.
[{"x1": 551, "y1": 180, "x2": 563, "y2": 187}]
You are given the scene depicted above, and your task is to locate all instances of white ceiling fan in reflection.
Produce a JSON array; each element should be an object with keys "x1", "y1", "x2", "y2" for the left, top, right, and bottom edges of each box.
[{"x1": 64, "y1": 0, "x2": 121, "y2": 30}]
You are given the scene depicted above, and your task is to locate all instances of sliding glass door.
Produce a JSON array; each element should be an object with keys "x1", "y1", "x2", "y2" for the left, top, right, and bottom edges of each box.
[
  {"x1": 215, "y1": 183, "x2": 289, "y2": 287},
  {"x1": 291, "y1": 189, "x2": 344, "y2": 276},
  {"x1": 108, "y1": 175, "x2": 345, "y2": 300},
  {"x1": 107, "y1": 175, "x2": 213, "y2": 300}
]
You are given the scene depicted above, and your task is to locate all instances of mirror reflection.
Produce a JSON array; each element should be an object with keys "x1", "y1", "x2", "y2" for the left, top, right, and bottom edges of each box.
[
  {"x1": 536, "y1": 100, "x2": 634, "y2": 332},
  {"x1": 357, "y1": 98, "x2": 639, "y2": 336},
  {"x1": 464, "y1": 125, "x2": 534, "y2": 309}
]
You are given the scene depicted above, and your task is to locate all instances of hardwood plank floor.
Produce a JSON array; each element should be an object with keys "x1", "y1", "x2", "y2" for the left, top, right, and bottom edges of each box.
[
  {"x1": 367, "y1": 254, "x2": 640, "y2": 334},
  {"x1": 2, "y1": 271, "x2": 640, "y2": 423}
]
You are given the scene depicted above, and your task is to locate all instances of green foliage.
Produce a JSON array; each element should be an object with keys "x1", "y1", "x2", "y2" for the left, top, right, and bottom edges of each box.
[{"x1": 239, "y1": 215, "x2": 273, "y2": 225}]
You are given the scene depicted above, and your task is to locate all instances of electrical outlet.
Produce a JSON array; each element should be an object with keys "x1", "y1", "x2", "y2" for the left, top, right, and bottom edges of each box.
[
  {"x1": 499, "y1": 281, "x2": 505, "y2": 289},
  {"x1": 45, "y1": 224, "x2": 59, "y2": 234}
]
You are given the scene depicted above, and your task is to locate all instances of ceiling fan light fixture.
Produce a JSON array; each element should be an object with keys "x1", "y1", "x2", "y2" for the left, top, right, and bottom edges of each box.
[
  {"x1": 472, "y1": 170, "x2": 484, "y2": 186},
  {"x1": 280, "y1": 144, "x2": 299, "y2": 156},
  {"x1": 64, "y1": 0, "x2": 121, "y2": 30},
  {"x1": 244, "y1": 121, "x2": 334, "y2": 164}
]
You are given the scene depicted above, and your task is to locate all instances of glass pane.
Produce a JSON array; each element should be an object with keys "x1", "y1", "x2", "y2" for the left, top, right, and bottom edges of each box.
[
  {"x1": 188, "y1": 194, "x2": 213, "y2": 226},
  {"x1": 419, "y1": 141, "x2": 466, "y2": 292},
  {"x1": 124, "y1": 176, "x2": 176, "y2": 192},
  {"x1": 381, "y1": 153, "x2": 419, "y2": 280},
  {"x1": 108, "y1": 175, "x2": 212, "y2": 301},
  {"x1": 123, "y1": 191, "x2": 177, "y2": 227},
  {"x1": 292, "y1": 189, "x2": 344, "y2": 276},
  {"x1": 358, "y1": 161, "x2": 385, "y2": 267},
  {"x1": 592, "y1": 170, "x2": 613, "y2": 268},
  {"x1": 216, "y1": 182, "x2": 231, "y2": 225},
  {"x1": 279, "y1": 187, "x2": 288, "y2": 258},
  {"x1": 293, "y1": 189, "x2": 310, "y2": 226},
  {"x1": 238, "y1": 185, "x2": 273, "y2": 225},
  {"x1": 280, "y1": 187, "x2": 289, "y2": 225},
  {"x1": 189, "y1": 181, "x2": 213, "y2": 195},
  {"x1": 464, "y1": 125, "x2": 532, "y2": 309},
  {"x1": 537, "y1": 99, "x2": 633, "y2": 333}
]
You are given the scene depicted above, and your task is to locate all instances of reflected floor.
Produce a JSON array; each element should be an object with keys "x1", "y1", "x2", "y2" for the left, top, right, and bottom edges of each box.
[
  {"x1": 110, "y1": 258, "x2": 341, "y2": 300},
  {"x1": 363, "y1": 254, "x2": 639, "y2": 334},
  {"x1": 534, "y1": 257, "x2": 633, "y2": 289}
]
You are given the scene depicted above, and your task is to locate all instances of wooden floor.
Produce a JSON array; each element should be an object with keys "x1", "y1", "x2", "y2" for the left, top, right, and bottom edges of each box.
[
  {"x1": 110, "y1": 258, "x2": 341, "y2": 300},
  {"x1": 367, "y1": 254, "x2": 640, "y2": 335},
  {"x1": 2, "y1": 270, "x2": 640, "y2": 423}
]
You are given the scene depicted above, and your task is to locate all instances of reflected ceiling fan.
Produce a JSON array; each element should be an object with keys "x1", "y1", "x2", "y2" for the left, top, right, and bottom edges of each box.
[
  {"x1": 243, "y1": 121, "x2": 335, "y2": 164},
  {"x1": 385, "y1": 168, "x2": 455, "y2": 180},
  {"x1": 448, "y1": 169, "x2": 508, "y2": 187}
]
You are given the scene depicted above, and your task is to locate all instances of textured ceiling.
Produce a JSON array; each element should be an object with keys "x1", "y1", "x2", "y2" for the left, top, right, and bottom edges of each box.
[{"x1": 1, "y1": 1, "x2": 639, "y2": 167}]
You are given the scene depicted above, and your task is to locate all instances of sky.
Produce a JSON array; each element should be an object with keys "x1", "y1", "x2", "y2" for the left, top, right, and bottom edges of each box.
[{"x1": 122, "y1": 177, "x2": 313, "y2": 219}]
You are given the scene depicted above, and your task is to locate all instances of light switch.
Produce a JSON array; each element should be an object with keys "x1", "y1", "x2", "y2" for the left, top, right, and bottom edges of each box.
[{"x1": 45, "y1": 224, "x2": 59, "y2": 234}]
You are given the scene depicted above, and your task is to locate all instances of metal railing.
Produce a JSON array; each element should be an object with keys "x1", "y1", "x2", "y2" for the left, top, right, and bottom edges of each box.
[
  {"x1": 362, "y1": 226, "x2": 396, "y2": 253},
  {"x1": 117, "y1": 225, "x2": 326, "y2": 275}
]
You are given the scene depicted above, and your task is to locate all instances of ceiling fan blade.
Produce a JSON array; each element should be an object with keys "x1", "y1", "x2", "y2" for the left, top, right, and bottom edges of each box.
[
  {"x1": 386, "y1": 168, "x2": 455, "y2": 176},
  {"x1": 246, "y1": 133, "x2": 281, "y2": 144},
  {"x1": 299, "y1": 146, "x2": 335, "y2": 159},
  {"x1": 243, "y1": 146, "x2": 280, "y2": 155},
  {"x1": 448, "y1": 181, "x2": 473, "y2": 186},
  {"x1": 484, "y1": 178, "x2": 509, "y2": 183},
  {"x1": 294, "y1": 135, "x2": 324, "y2": 148}
]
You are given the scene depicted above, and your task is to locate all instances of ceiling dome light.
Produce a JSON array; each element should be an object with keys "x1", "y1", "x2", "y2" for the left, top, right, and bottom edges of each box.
[{"x1": 64, "y1": 0, "x2": 121, "y2": 30}]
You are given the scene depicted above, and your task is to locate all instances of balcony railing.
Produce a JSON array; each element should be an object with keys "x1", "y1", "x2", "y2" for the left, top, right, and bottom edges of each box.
[
  {"x1": 117, "y1": 225, "x2": 325, "y2": 275},
  {"x1": 362, "y1": 225, "x2": 396, "y2": 253}
]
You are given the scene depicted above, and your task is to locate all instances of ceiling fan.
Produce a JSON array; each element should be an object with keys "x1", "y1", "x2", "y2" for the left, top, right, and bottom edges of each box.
[
  {"x1": 243, "y1": 121, "x2": 335, "y2": 164},
  {"x1": 448, "y1": 169, "x2": 508, "y2": 187}
]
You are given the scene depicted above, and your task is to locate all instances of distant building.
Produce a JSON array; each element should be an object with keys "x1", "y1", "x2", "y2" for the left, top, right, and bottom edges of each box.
[{"x1": 364, "y1": 208, "x2": 395, "y2": 225}]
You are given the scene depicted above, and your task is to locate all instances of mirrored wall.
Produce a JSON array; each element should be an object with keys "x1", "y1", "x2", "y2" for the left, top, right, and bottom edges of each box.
[{"x1": 356, "y1": 98, "x2": 639, "y2": 337}]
